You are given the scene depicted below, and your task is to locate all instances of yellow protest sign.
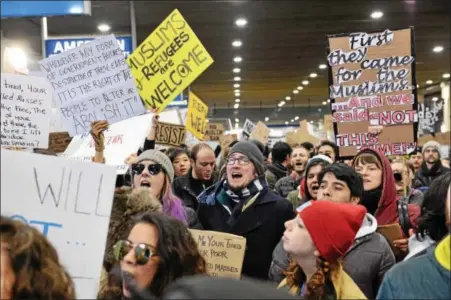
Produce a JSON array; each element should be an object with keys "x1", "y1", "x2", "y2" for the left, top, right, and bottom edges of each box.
[
  {"x1": 127, "y1": 9, "x2": 214, "y2": 112},
  {"x1": 186, "y1": 91, "x2": 208, "y2": 140},
  {"x1": 190, "y1": 229, "x2": 246, "y2": 279}
]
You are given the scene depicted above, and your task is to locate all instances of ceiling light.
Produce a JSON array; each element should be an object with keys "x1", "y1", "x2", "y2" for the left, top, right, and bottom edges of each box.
[
  {"x1": 234, "y1": 89, "x2": 240, "y2": 93},
  {"x1": 235, "y1": 118, "x2": 239, "y2": 122},
  {"x1": 265, "y1": 117, "x2": 269, "y2": 122},
  {"x1": 319, "y1": 64, "x2": 327, "y2": 69},
  {"x1": 432, "y1": 97, "x2": 439, "y2": 101},
  {"x1": 97, "y1": 23, "x2": 111, "y2": 32},
  {"x1": 232, "y1": 40, "x2": 242, "y2": 47},
  {"x1": 297, "y1": 86, "x2": 303, "y2": 90},
  {"x1": 294, "y1": 116, "x2": 299, "y2": 120},
  {"x1": 291, "y1": 119, "x2": 294, "y2": 122},
  {"x1": 432, "y1": 46, "x2": 444, "y2": 53},
  {"x1": 302, "y1": 80, "x2": 309, "y2": 85},
  {"x1": 310, "y1": 73, "x2": 318, "y2": 78},
  {"x1": 426, "y1": 80, "x2": 433, "y2": 84},
  {"x1": 371, "y1": 11, "x2": 383, "y2": 19},
  {"x1": 285, "y1": 121, "x2": 289, "y2": 125},
  {"x1": 322, "y1": 101, "x2": 327, "y2": 105},
  {"x1": 235, "y1": 18, "x2": 247, "y2": 27},
  {"x1": 235, "y1": 123, "x2": 239, "y2": 128},
  {"x1": 278, "y1": 101, "x2": 286, "y2": 107},
  {"x1": 309, "y1": 120, "x2": 314, "y2": 124},
  {"x1": 233, "y1": 83, "x2": 240, "y2": 88},
  {"x1": 327, "y1": 99, "x2": 331, "y2": 103},
  {"x1": 234, "y1": 76, "x2": 241, "y2": 81},
  {"x1": 318, "y1": 108, "x2": 322, "y2": 112},
  {"x1": 416, "y1": 84, "x2": 419, "y2": 88},
  {"x1": 293, "y1": 90, "x2": 299, "y2": 94},
  {"x1": 234, "y1": 103, "x2": 239, "y2": 109},
  {"x1": 285, "y1": 96, "x2": 291, "y2": 101},
  {"x1": 234, "y1": 93, "x2": 240, "y2": 97},
  {"x1": 233, "y1": 68, "x2": 241, "y2": 73},
  {"x1": 235, "y1": 99, "x2": 240, "y2": 103},
  {"x1": 233, "y1": 56, "x2": 242, "y2": 63},
  {"x1": 443, "y1": 73, "x2": 450, "y2": 79}
]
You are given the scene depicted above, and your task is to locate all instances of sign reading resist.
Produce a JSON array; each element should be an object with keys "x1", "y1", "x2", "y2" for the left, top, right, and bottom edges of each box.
[
  {"x1": 1, "y1": 73, "x2": 52, "y2": 149},
  {"x1": 39, "y1": 34, "x2": 145, "y2": 136},
  {"x1": 155, "y1": 121, "x2": 186, "y2": 147}
]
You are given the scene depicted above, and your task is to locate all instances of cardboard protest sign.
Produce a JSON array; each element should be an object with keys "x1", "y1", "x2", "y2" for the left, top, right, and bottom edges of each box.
[
  {"x1": 418, "y1": 132, "x2": 450, "y2": 146},
  {"x1": 204, "y1": 123, "x2": 224, "y2": 141},
  {"x1": 327, "y1": 27, "x2": 418, "y2": 158},
  {"x1": 155, "y1": 121, "x2": 186, "y2": 147},
  {"x1": 240, "y1": 119, "x2": 255, "y2": 141},
  {"x1": 1, "y1": 149, "x2": 116, "y2": 298},
  {"x1": 190, "y1": 229, "x2": 246, "y2": 278},
  {"x1": 285, "y1": 120, "x2": 321, "y2": 147},
  {"x1": 186, "y1": 91, "x2": 208, "y2": 140},
  {"x1": 127, "y1": 9, "x2": 214, "y2": 112},
  {"x1": 48, "y1": 132, "x2": 72, "y2": 153},
  {"x1": 0, "y1": 73, "x2": 52, "y2": 149},
  {"x1": 250, "y1": 121, "x2": 270, "y2": 145},
  {"x1": 219, "y1": 134, "x2": 238, "y2": 149},
  {"x1": 39, "y1": 34, "x2": 145, "y2": 136},
  {"x1": 63, "y1": 114, "x2": 152, "y2": 174}
]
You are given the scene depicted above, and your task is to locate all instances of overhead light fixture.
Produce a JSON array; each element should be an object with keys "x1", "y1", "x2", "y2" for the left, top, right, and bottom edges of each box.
[
  {"x1": 233, "y1": 68, "x2": 241, "y2": 73},
  {"x1": 297, "y1": 86, "x2": 303, "y2": 91},
  {"x1": 310, "y1": 73, "x2": 318, "y2": 78},
  {"x1": 371, "y1": 11, "x2": 383, "y2": 19},
  {"x1": 234, "y1": 76, "x2": 241, "y2": 81},
  {"x1": 235, "y1": 123, "x2": 239, "y2": 128},
  {"x1": 302, "y1": 80, "x2": 309, "y2": 85},
  {"x1": 234, "y1": 89, "x2": 240, "y2": 93},
  {"x1": 265, "y1": 117, "x2": 269, "y2": 122},
  {"x1": 234, "y1": 103, "x2": 239, "y2": 109},
  {"x1": 318, "y1": 108, "x2": 322, "y2": 112},
  {"x1": 278, "y1": 101, "x2": 286, "y2": 107},
  {"x1": 234, "y1": 93, "x2": 240, "y2": 97},
  {"x1": 294, "y1": 116, "x2": 299, "y2": 120},
  {"x1": 416, "y1": 84, "x2": 420, "y2": 88},
  {"x1": 232, "y1": 40, "x2": 242, "y2": 47},
  {"x1": 309, "y1": 120, "x2": 314, "y2": 124},
  {"x1": 285, "y1": 96, "x2": 291, "y2": 101},
  {"x1": 293, "y1": 90, "x2": 299, "y2": 94},
  {"x1": 327, "y1": 99, "x2": 331, "y2": 103},
  {"x1": 322, "y1": 101, "x2": 327, "y2": 105},
  {"x1": 233, "y1": 83, "x2": 240, "y2": 88},
  {"x1": 443, "y1": 73, "x2": 450, "y2": 79},
  {"x1": 235, "y1": 99, "x2": 240, "y2": 103},
  {"x1": 426, "y1": 80, "x2": 433, "y2": 84},
  {"x1": 235, "y1": 118, "x2": 239, "y2": 122},
  {"x1": 285, "y1": 121, "x2": 289, "y2": 125},
  {"x1": 290, "y1": 119, "x2": 294, "y2": 122},
  {"x1": 233, "y1": 56, "x2": 242, "y2": 63},
  {"x1": 433, "y1": 46, "x2": 444, "y2": 53},
  {"x1": 319, "y1": 64, "x2": 327, "y2": 69},
  {"x1": 432, "y1": 97, "x2": 439, "y2": 101},
  {"x1": 235, "y1": 18, "x2": 247, "y2": 27},
  {"x1": 97, "y1": 23, "x2": 111, "y2": 32}
]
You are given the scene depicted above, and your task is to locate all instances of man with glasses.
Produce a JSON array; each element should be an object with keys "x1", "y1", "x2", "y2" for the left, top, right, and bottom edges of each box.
[
  {"x1": 413, "y1": 141, "x2": 449, "y2": 189},
  {"x1": 197, "y1": 141, "x2": 294, "y2": 280}
]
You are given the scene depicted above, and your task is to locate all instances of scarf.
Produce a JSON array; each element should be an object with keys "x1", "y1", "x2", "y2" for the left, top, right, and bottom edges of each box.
[
  {"x1": 223, "y1": 174, "x2": 268, "y2": 202},
  {"x1": 361, "y1": 187, "x2": 382, "y2": 216},
  {"x1": 420, "y1": 160, "x2": 443, "y2": 177}
]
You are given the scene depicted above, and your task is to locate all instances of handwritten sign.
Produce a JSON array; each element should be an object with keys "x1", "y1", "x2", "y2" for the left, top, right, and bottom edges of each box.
[
  {"x1": 241, "y1": 119, "x2": 255, "y2": 141},
  {"x1": 204, "y1": 123, "x2": 224, "y2": 141},
  {"x1": 190, "y1": 229, "x2": 246, "y2": 279},
  {"x1": 1, "y1": 73, "x2": 52, "y2": 149},
  {"x1": 0, "y1": 149, "x2": 116, "y2": 298},
  {"x1": 250, "y1": 121, "x2": 270, "y2": 145},
  {"x1": 219, "y1": 134, "x2": 238, "y2": 150},
  {"x1": 63, "y1": 114, "x2": 152, "y2": 174},
  {"x1": 155, "y1": 121, "x2": 186, "y2": 147},
  {"x1": 48, "y1": 132, "x2": 72, "y2": 153},
  {"x1": 186, "y1": 91, "x2": 208, "y2": 140},
  {"x1": 127, "y1": 9, "x2": 214, "y2": 112},
  {"x1": 327, "y1": 28, "x2": 418, "y2": 157},
  {"x1": 39, "y1": 34, "x2": 145, "y2": 136}
]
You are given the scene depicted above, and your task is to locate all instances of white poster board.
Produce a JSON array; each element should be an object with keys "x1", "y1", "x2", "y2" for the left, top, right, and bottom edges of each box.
[
  {"x1": 39, "y1": 34, "x2": 145, "y2": 136},
  {"x1": 1, "y1": 73, "x2": 53, "y2": 149},
  {"x1": 63, "y1": 114, "x2": 153, "y2": 174},
  {"x1": 0, "y1": 149, "x2": 116, "y2": 299},
  {"x1": 240, "y1": 119, "x2": 255, "y2": 141}
]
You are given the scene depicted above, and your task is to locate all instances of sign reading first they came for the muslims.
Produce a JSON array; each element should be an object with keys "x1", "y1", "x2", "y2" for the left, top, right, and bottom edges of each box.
[{"x1": 127, "y1": 9, "x2": 214, "y2": 112}]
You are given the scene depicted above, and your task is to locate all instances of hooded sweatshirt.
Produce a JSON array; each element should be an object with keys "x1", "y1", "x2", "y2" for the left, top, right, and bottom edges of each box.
[
  {"x1": 265, "y1": 162, "x2": 289, "y2": 189},
  {"x1": 353, "y1": 149, "x2": 420, "y2": 232}
]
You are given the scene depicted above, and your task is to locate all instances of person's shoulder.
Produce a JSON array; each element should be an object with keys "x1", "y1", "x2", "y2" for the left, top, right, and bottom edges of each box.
[
  {"x1": 173, "y1": 174, "x2": 190, "y2": 186},
  {"x1": 387, "y1": 248, "x2": 434, "y2": 278}
]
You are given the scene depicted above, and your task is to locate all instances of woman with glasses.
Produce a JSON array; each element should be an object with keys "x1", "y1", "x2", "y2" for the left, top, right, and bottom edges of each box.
[{"x1": 98, "y1": 212, "x2": 207, "y2": 299}]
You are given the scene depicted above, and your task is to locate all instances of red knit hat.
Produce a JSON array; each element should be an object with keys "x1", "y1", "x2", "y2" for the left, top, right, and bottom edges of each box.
[{"x1": 299, "y1": 201, "x2": 366, "y2": 262}]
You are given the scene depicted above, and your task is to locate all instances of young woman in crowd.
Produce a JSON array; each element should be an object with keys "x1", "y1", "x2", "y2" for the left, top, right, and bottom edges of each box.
[
  {"x1": 405, "y1": 172, "x2": 451, "y2": 260},
  {"x1": 166, "y1": 148, "x2": 191, "y2": 178},
  {"x1": 352, "y1": 149, "x2": 420, "y2": 257},
  {"x1": 390, "y1": 157, "x2": 424, "y2": 206},
  {"x1": 1, "y1": 216, "x2": 74, "y2": 299},
  {"x1": 98, "y1": 213, "x2": 207, "y2": 299},
  {"x1": 279, "y1": 201, "x2": 367, "y2": 299},
  {"x1": 286, "y1": 155, "x2": 332, "y2": 208}
]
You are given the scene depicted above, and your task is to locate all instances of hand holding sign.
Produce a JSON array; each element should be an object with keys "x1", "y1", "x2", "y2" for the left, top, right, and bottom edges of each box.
[{"x1": 90, "y1": 120, "x2": 109, "y2": 152}]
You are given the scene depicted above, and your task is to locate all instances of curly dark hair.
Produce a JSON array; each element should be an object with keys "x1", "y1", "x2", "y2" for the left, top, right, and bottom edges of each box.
[{"x1": 0, "y1": 216, "x2": 74, "y2": 299}]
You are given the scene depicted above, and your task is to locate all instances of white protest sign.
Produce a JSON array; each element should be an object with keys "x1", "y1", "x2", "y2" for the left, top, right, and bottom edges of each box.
[
  {"x1": 63, "y1": 114, "x2": 153, "y2": 174},
  {"x1": 240, "y1": 119, "x2": 255, "y2": 141},
  {"x1": 1, "y1": 73, "x2": 52, "y2": 149},
  {"x1": 39, "y1": 34, "x2": 145, "y2": 136},
  {"x1": 0, "y1": 149, "x2": 116, "y2": 299}
]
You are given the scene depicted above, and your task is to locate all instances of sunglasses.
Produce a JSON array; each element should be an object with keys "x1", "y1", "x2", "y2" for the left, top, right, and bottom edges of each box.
[
  {"x1": 131, "y1": 163, "x2": 163, "y2": 176},
  {"x1": 113, "y1": 240, "x2": 156, "y2": 265}
]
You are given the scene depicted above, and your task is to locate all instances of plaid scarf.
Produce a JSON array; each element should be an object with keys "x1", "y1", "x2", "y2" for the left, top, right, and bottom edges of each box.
[{"x1": 223, "y1": 174, "x2": 268, "y2": 202}]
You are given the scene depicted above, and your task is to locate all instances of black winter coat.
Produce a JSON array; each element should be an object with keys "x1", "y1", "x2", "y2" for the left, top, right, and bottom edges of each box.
[
  {"x1": 197, "y1": 188, "x2": 295, "y2": 280},
  {"x1": 172, "y1": 171, "x2": 216, "y2": 210},
  {"x1": 413, "y1": 161, "x2": 449, "y2": 188}
]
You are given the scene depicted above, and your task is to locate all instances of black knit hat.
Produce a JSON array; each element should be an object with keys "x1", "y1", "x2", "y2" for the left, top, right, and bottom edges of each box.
[{"x1": 229, "y1": 141, "x2": 266, "y2": 175}]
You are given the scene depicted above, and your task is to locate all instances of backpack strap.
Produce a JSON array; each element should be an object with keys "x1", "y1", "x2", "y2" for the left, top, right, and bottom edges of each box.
[{"x1": 397, "y1": 198, "x2": 411, "y2": 237}]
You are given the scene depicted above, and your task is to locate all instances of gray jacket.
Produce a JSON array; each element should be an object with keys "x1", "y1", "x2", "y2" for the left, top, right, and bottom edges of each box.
[
  {"x1": 274, "y1": 175, "x2": 302, "y2": 198},
  {"x1": 268, "y1": 213, "x2": 395, "y2": 300}
]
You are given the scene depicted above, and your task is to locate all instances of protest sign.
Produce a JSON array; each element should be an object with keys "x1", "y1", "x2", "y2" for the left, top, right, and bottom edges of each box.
[
  {"x1": 186, "y1": 91, "x2": 208, "y2": 140},
  {"x1": 190, "y1": 229, "x2": 246, "y2": 279},
  {"x1": 219, "y1": 134, "x2": 237, "y2": 150},
  {"x1": 327, "y1": 27, "x2": 418, "y2": 157},
  {"x1": 48, "y1": 132, "x2": 72, "y2": 153},
  {"x1": 240, "y1": 119, "x2": 255, "y2": 141},
  {"x1": 0, "y1": 149, "x2": 116, "y2": 298},
  {"x1": 1, "y1": 73, "x2": 52, "y2": 149},
  {"x1": 155, "y1": 121, "x2": 186, "y2": 147},
  {"x1": 127, "y1": 9, "x2": 214, "y2": 112},
  {"x1": 39, "y1": 34, "x2": 145, "y2": 136},
  {"x1": 63, "y1": 114, "x2": 152, "y2": 174},
  {"x1": 204, "y1": 123, "x2": 224, "y2": 141},
  {"x1": 250, "y1": 121, "x2": 270, "y2": 145}
]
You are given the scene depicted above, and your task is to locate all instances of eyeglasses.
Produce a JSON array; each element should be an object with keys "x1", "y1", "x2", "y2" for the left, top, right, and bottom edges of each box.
[
  {"x1": 227, "y1": 156, "x2": 251, "y2": 166},
  {"x1": 113, "y1": 240, "x2": 156, "y2": 265},
  {"x1": 131, "y1": 163, "x2": 163, "y2": 176}
]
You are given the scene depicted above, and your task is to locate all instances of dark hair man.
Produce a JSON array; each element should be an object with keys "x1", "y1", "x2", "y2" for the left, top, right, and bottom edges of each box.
[{"x1": 265, "y1": 142, "x2": 292, "y2": 189}]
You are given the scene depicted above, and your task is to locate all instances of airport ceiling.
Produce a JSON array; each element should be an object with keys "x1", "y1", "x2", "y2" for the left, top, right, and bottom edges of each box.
[{"x1": 1, "y1": 0, "x2": 450, "y2": 124}]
